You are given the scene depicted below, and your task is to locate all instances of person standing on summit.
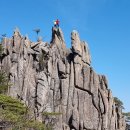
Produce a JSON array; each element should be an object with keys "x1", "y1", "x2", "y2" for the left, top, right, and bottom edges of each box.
[
  {"x1": 54, "y1": 19, "x2": 60, "y2": 28},
  {"x1": 56, "y1": 19, "x2": 59, "y2": 27}
]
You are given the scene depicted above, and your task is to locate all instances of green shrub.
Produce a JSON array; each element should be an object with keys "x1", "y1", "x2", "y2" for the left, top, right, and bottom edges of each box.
[
  {"x1": 42, "y1": 112, "x2": 62, "y2": 116},
  {"x1": 0, "y1": 70, "x2": 9, "y2": 94},
  {"x1": 0, "y1": 94, "x2": 26, "y2": 114},
  {"x1": 114, "y1": 97, "x2": 124, "y2": 109},
  {"x1": 0, "y1": 44, "x2": 3, "y2": 57}
]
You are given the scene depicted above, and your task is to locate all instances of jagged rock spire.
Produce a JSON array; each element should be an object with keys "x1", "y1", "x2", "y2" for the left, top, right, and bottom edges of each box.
[
  {"x1": 51, "y1": 27, "x2": 65, "y2": 45},
  {"x1": 71, "y1": 30, "x2": 91, "y2": 65},
  {"x1": 13, "y1": 27, "x2": 21, "y2": 37},
  {"x1": 50, "y1": 27, "x2": 66, "y2": 58},
  {"x1": 71, "y1": 30, "x2": 82, "y2": 56}
]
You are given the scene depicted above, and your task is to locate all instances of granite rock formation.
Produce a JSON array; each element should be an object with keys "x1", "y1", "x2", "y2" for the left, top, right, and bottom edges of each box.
[{"x1": 0, "y1": 27, "x2": 126, "y2": 130}]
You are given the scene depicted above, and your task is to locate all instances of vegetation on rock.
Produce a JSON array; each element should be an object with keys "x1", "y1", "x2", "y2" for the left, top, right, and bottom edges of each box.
[
  {"x1": 123, "y1": 112, "x2": 130, "y2": 120},
  {"x1": 0, "y1": 44, "x2": 3, "y2": 58},
  {"x1": 0, "y1": 70, "x2": 9, "y2": 94},
  {"x1": 114, "y1": 97, "x2": 124, "y2": 109},
  {"x1": 0, "y1": 68, "x2": 45, "y2": 129}
]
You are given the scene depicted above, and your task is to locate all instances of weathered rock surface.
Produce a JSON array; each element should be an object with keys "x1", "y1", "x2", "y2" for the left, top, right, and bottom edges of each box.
[{"x1": 0, "y1": 27, "x2": 126, "y2": 130}]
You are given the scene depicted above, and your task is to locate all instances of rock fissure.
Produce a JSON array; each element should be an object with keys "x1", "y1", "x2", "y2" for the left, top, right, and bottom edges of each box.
[{"x1": 75, "y1": 85, "x2": 92, "y2": 95}]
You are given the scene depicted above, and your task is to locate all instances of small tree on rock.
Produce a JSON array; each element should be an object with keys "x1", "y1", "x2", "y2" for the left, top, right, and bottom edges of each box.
[{"x1": 114, "y1": 97, "x2": 124, "y2": 109}]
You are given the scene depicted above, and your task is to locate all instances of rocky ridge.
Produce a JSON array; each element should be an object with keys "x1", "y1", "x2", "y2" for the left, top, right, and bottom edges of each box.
[{"x1": 0, "y1": 27, "x2": 126, "y2": 130}]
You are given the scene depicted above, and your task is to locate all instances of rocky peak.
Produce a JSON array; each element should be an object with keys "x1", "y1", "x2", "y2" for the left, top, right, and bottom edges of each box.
[
  {"x1": 71, "y1": 30, "x2": 82, "y2": 56},
  {"x1": 50, "y1": 27, "x2": 67, "y2": 59},
  {"x1": 0, "y1": 27, "x2": 126, "y2": 130},
  {"x1": 71, "y1": 30, "x2": 91, "y2": 65},
  {"x1": 13, "y1": 27, "x2": 22, "y2": 37},
  {"x1": 51, "y1": 27, "x2": 65, "y2": 45}
]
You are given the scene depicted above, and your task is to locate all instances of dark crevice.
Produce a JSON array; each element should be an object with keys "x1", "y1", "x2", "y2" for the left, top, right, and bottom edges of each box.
[
  {"x1": 75, "y1": 84, "x2": 100, "y2": 114},
  {"x1": 98, "y1": 88, "x2": 106, "y2": 114},
  {"x1": 75, "y1": 85, "x2": 92, "y2": 95},
  {"x1": 34, "y1": 81, "x2": 39, "y2": 117},
  {"x1": 81, "y1": 59, "x2": 90, "y2": 66},
  {"x1": 66, "y1": 52, "x2": 74, "y2": 64}
]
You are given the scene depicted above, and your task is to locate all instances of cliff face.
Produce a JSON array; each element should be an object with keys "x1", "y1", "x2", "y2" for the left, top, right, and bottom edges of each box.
[{"x1": 0, "y1": 27, "x2": 126, "y2": 130}]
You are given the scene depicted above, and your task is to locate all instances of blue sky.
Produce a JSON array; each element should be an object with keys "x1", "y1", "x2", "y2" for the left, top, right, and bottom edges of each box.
[{"x1": 0, "y1": 0, "x2": 130, "y2": 112}]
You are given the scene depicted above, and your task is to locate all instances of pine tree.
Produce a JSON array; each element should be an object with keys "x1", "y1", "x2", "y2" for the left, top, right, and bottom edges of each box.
[{"x1": 114, "y1": 97, "x2": 124, "y2": 109}]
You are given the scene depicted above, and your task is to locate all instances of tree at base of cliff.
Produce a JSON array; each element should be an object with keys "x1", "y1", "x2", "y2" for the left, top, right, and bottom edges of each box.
[
  {"x1": 0, "y1": 70, "x2": 9, "y2": 94},
  {"x1": 0, "y1": 95, "x2": 46, "y2": 129},
  {"x1": 0, "y1": 70, "x2": 45, "y2": 130},
  {"x1": 0, "y1": 44, "x2": 3, "y2": 57},
  {"x1": 0, "y1": 94, "x2": 26, "y2": 127},
  {"x1": 0, "y1": 94, "x2": 45, "y2": 130}
]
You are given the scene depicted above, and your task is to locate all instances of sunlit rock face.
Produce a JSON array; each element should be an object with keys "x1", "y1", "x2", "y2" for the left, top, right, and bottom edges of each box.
[{"x1": 1, "y1": 27, "x2": 126, "y2": 130}]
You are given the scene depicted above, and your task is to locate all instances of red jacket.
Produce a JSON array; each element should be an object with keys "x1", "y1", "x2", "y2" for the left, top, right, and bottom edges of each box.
[{"x1": 56, "y1": 19, "x2": 59, "y2": 25}]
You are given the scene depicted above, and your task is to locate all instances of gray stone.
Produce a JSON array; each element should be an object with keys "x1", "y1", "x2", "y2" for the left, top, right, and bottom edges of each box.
[{"x1": 0, "y1": 28, "x2": 126, "y2": 130}]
